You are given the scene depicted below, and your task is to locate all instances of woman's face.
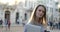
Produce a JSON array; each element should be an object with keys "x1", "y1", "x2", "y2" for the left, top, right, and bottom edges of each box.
[{"x1": 36, "y1": 6, "x2": 45, "y2": 18}]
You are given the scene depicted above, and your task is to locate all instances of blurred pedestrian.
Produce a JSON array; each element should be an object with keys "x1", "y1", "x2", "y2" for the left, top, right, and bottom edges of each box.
[
  {"x1": 49, "y1": 21, "x2": 53, "y2": 30},
  {"x1": 8, "y1": 20, "x2": 11, "y2": 30},
  {"x1": 58, "y1": 22, "x2": 60, "y2": 29},
  {"x1": 0, "y1": 19, "x2": 3, "y2": 28}
]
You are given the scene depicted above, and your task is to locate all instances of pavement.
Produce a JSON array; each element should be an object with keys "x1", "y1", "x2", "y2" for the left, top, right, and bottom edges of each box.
[
  {"x1": 47, "y1": 26, "x2": 60, "y2": 32},
  {"x1": 0, "y1": 24, "x2": 60, "y2": 32},
  {"x1": 0, "y1": 24, "x2": 24, "y2": 32}
]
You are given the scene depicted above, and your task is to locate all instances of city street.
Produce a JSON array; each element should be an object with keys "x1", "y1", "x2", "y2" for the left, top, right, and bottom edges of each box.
[
  {"x1": 0, "y1": 24, "x2": 60, "y2": 32},
  {"x1": 0, "y1": 24, "x2": 24, "y2": 32},
  {"x1": 50, "y1": 29, "x2": 60, "y2": 32},
  {"x1": 46, "y1": 26, "x2": 60, "y2": 32}
]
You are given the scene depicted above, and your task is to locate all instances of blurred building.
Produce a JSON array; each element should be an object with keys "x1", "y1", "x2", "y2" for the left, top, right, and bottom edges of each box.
[
  {"x1": 0, "y1": 0, "x2": 59, "y2": 25},
  {"x1": 0, "y1": 2, "x2": 17, "y2": 26},
  {"x1": 45, "y1": 0, "x2": 59, "y2": 23}
]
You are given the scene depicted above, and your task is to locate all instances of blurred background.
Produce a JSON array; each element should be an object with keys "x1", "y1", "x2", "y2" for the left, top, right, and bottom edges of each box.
[{"x1": 0, "y1": 0, "x2": 60, "y2": 32}]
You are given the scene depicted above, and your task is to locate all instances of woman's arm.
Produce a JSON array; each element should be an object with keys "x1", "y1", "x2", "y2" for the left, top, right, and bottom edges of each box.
[{"x1": 24, "y1": 25, "x2": 27, "y2": 32}]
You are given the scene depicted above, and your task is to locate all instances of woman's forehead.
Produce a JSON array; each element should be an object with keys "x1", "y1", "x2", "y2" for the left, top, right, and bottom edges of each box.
[{"x1": 37, "y1": 6, "x2": 45, "y2": 11}]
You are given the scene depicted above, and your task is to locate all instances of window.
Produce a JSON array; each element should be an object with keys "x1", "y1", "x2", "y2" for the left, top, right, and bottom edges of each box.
[
  {"x1": 46, "y1": 0, "x2": 49, "y2": 4},
  {"x1": 50, "y1": 8, "x2": 53, "y2": 12},
  {"x1": 51, "y1": 8, "x2": 53, "y2": 12},
  {"x1": 50, "y1": 0, "x2": 52, "y2": 1},
  {"x1": 55, "y1": 2, "x2": 58, "y2": 5},
  {"x1": 25, "y1": 13, "x2": 27, "y2": 20},
  {"x1": 59, "y1": 8, "x2": 60, "y2": 12},
  {"x1": 16, "y1": 12, "x2": 19, "y2": 24},
  {"x1": 56, "y1": 9, "x2": 58, "y2": 11},
  {"x1": 5, "y1": 11, "x2": 10, "y2": 20},
  {"x1": 25, "y1": 0, "x2": 28, "y2": 7},
  {"x1": 16, "y1": 12, "x2": 19, "y2": 19},
  {"x1": 59, "y1": 18, "x2": 60, "y2": 21},
  {"x1": 46, "y1": 7, "x2": 48, "y2": 11}
]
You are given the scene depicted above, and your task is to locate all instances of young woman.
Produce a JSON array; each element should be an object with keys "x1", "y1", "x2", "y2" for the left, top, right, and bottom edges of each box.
[{"x1": 24, "y1": 4, "x2": 47, "y2": 32}]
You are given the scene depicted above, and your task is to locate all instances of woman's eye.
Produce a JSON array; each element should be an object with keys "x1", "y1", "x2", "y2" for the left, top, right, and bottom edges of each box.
[{"x1": 39, "y1": 10, "x2": 41, "y2": 11}]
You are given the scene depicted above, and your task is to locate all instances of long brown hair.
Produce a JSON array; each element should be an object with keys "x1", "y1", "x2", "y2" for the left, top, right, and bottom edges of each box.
[{"x1": 27, "y1": 5, "x2": 46, "y2": 25}]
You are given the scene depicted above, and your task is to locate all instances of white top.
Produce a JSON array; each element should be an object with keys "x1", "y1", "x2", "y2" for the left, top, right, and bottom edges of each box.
[{"x1": 24, "y1": 24, "x2": 45, "y2": 32}]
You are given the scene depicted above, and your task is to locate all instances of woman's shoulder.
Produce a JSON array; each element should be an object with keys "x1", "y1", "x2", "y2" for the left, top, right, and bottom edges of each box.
[{"x1": 24, "y1": 23, "x2": 32, "y2": 27}]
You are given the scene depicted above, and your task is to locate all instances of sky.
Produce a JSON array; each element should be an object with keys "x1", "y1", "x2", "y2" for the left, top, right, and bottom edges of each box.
[
  {"x1": 0, "y1": 0, "x2": 25, "y2": 5},
  {"x1": 0, "y1": 0, "x2": 60, "y2": 8}
]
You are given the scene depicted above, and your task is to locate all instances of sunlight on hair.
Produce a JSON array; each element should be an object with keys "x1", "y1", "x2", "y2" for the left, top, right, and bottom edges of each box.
[
  {"x1": 26, "y1": 5, "x2": 38, "y2": 24},
  {"x1": 43, "y1": 20, "x2": 45, "y2": 24},
  {"x1": 26, "y1": 8, "x2": 35, "y2": 24},
  {"x1": 43, "y1": 18, "x2": 46, "y2": 25},
  {"x1": 58, "y1": 4, "x2": 60, "y2": 8}
]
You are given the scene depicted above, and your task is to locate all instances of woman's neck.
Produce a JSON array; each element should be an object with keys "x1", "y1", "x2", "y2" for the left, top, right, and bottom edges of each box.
[
  {"x1": 35, "y1": 17, "x2": 39, "y2": 22},
  {"x1": 35, "y1": 17, "x2": 42, "y2": 23}
]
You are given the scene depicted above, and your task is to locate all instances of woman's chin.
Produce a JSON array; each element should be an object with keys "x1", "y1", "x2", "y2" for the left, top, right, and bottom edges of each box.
[
  {"x1": 36, "y1": 16, "x2": 43, "y2": 18},
  {"x1": 39, "y1": 16, "x2": 43, "y2": 18}
]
